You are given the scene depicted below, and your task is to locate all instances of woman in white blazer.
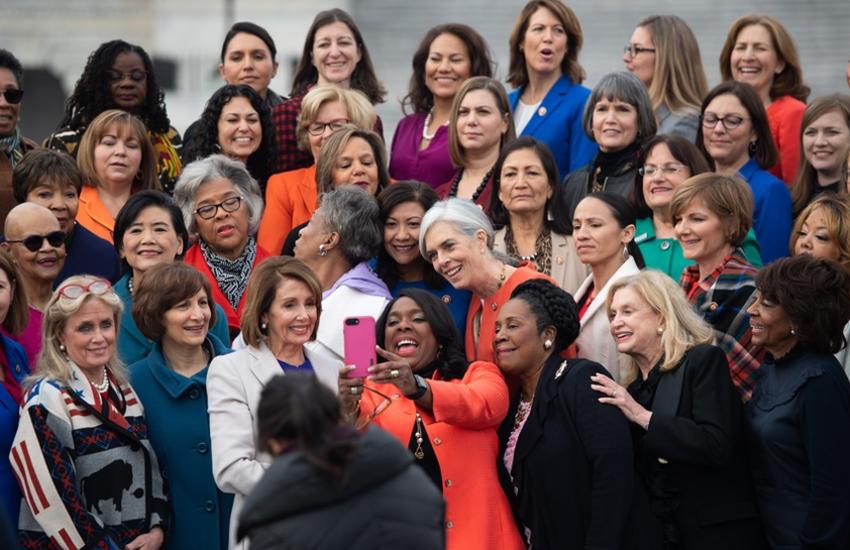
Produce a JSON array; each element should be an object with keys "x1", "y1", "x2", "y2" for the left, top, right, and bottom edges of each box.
[
  {"x1": 208, "y1": 257, "x2": 339, "y2": 549},
  {"x1": 572, "y1": 192, "x2": 644, "y2": 382}
]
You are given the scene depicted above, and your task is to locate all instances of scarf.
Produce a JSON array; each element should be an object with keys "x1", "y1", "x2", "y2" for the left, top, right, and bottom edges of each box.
[
  {"x1": 200, "y1": 235, "x2": 257, "y2": 311},
  {"x1": 0, "y1": 126, "x2": 22, "y2": 166},
  {"x1": 591, "y1": 141, "x2": 641, "y2": 193},
  {"x1": 149, "y1": 130, "x2": 182, "y2": 182}
]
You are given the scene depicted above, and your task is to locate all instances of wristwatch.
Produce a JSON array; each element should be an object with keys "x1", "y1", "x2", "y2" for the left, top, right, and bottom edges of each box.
[{"x1": 406, "y1": 374, "x2": 429, "y2": 400}]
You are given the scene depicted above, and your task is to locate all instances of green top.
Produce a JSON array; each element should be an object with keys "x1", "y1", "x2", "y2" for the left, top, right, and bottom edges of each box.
[{"x1": 635, "y1": 216, "x2": 763, "y2": 281}]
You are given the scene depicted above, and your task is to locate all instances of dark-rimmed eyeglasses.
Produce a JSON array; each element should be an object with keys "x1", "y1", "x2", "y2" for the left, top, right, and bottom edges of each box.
[
  {"x1": 58, "y1": 279, "x2": 112, "y2": 300},
  {"x1": 639, "y1": 163, "x2": 687, "y2": 177},
  {"x1": 0, "y1": 89, "x2": 24, "y2": 104},
  {"x1": 194, "y1": 196, "x2": 243, "y2": 220},
  {"x1": 701, "y1": 114, "x2": 748, "y2": 131},
  {"x1": 355, "y1": 386, "x2": 394, "y2": 430},
  {"x1": 623, "y1": 45, "x2": 656, "y2": 58},
  {"x1": 6, "y1": 230, "x2": 65, "y2": 252},
  {"x1": 307, "y1": 119, "x2": 349, "y2": 136},
  {"x1": 106, "y1": 69, "x2": 147, "y2": 83}
]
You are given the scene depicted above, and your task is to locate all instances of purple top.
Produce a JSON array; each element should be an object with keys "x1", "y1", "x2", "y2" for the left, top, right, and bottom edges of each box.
[
  {"x1": 389, "y1": 112, "x2": 455, "y2": 189},
  {"x1": 10, "y1": 306, "x2": 43, "y2": 365}
]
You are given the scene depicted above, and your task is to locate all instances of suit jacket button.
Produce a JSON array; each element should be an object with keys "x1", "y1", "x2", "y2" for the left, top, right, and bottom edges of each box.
[
  {"x1": 660, "y1": 241, "x2": 671, "y2": 251},
  {"x1": 433, "y1": 437, "x2": 442, "y2": 445},
  {"x1": 446, "y1": 521, "x2": 454, "y2": 529},
  {"x1": 445, "y1": 479, "x2": 452, "y2": 487}
]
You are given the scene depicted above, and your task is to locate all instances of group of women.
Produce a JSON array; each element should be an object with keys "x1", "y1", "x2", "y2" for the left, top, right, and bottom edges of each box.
[{"x1": 0, "y1": 0, "x2": 849, "y2": 549}]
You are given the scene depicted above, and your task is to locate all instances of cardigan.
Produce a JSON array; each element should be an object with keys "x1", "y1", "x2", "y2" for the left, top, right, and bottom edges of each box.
[
  {"x1": 508, "y1": 75, "x2": 598, "y2": 179},
  {"x1": 746, "y1": 346, "x2": 850, "y2": 549},
  {"x1": 56, "y1": 222, "x2": 122, "y2": 285},
  {"x1": 257, "y1": 164, "x2": 317, "y2": 255},
  {"x1": 129, "y1": 336, "x2": 234, "y2": 550},
  {"x1": 360, "y1": 361, "x2": 525, "y2": 550},
  {"x1": 737, "y1": 157, "x2": 792, "y2": 263},
  {"x1": 493, "y1": 227, "x2": 588, "y2": 295},
  {"x1": 0, "y1": 336, "x2": 28, "y2": 529},
  {"x1": 766, "y1": 95, "x2": 806, "y2": 186},
  {"x1": 12, "y1": 363, "x2": 168, "y2": 549},
  {"x1": 389, "y1": 112, "x2": 455, "y2": 189},
  {"x1": 498, "y1": 355, "x2": 633, "y2": 550},
  {"x1": 0, "y1": 136, "x2": 37, "y2": 229}
]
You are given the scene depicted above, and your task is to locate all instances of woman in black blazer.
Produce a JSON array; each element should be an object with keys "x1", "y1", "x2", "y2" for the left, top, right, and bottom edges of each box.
[
  {"x1": 494, "y1": 279, "x2": 633, "y2": 550},
  {"x1": 591, "y1": 269, "x2": 765, "y2": 549}
]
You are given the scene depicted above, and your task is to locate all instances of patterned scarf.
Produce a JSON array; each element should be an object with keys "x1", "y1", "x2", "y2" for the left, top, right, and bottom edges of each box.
[
  {"x1": 149, "y1": 130, "x2": 181, "y2": 182},
  {"x1": 504, "y1": 224, "x2": 553, "y2": 275},
  {"x1": 0, "y1": 126, "x2": 22, "y2": 166},
  {"x1": 200, "y1": 236, "x2": 257, "y2": 311}
]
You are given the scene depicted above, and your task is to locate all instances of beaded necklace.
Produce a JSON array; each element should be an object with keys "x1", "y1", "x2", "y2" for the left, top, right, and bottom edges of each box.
[{"x1": 449, "y1": 165, "x2": 495, "y2": 203}]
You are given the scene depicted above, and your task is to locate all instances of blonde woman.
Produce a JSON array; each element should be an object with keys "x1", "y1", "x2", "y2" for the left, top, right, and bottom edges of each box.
[{"x1": 592, "y1": 270, "x2": 766, "y2": 549}]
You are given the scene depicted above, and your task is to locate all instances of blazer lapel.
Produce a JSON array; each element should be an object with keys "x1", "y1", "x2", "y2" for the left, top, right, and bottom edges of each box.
[
  {"x1": 246, "y1": 343, "x2": 281, "y2": 386},
  {"x1": 520, "y1": 76, "x2": 570, "y2": 137},
  {"x1": 512, "y1": 355, "x2": 564, "y2": 468}
]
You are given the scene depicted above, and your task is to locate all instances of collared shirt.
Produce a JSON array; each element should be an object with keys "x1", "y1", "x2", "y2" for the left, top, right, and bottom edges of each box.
[{"x1": 75, "y1": 185, "x2": 117, "y2": 243}]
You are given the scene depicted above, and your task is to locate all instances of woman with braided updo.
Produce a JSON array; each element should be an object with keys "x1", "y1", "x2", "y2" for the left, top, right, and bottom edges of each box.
[{"x1": 494, "y1": 278, "x2": 633, "y2": 549}]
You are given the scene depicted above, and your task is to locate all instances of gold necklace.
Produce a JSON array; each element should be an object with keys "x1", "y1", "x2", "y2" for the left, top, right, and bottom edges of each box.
[{"x1": 413, "y1": 413, "x2": 425, "y2": 460}]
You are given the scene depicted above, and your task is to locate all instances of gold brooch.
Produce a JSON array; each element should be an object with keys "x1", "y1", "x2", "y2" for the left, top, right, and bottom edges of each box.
[
  {"x1": 441, "y1": 294, "x2": 451, "y2": 304},
  {"x1": 537, "y1": 106, "x2": 547, "y2": 117}
]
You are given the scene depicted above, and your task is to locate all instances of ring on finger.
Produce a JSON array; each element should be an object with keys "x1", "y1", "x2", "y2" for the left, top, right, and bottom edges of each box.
[
  {"x1": 389, "y1": 369, "x2": 400, "y2": 379},
  {"x1": 612, "y1": 389, "x2": 618, "y2": 398},
  {"x1": 350, "y1": 386, "x2": 361, "y2": 396}
]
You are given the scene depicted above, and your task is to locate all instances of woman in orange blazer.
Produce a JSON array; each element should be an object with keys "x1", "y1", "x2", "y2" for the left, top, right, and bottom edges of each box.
[{"x1": 339, "y1": 289, "x2": 525, "y2": 550}]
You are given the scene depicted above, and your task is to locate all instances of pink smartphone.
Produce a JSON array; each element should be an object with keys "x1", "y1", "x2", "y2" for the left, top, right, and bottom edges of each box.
[{"x1": 343, "y1": 316, "x2": 377, "y2": 379}]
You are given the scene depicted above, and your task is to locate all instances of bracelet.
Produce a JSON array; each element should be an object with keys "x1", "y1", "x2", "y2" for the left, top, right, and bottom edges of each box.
[{"x1": 404, "y1": 374, "x2": 429, "y2": 400}]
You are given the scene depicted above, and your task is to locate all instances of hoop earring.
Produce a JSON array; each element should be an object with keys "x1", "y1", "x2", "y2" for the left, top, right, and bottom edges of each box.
[{"x1": 748, "y1": 141, "x2": 757, "y2": 153}]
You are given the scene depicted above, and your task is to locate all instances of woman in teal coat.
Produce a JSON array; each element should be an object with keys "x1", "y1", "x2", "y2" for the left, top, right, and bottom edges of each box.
[{"x1": 129, "y1": 262, "x2": 234, "y2": 550}]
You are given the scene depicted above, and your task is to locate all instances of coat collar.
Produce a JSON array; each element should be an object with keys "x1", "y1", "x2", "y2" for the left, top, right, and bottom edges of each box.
[
  {"x1": 65, "y1": 361, "x2": 141, "y2": 441},
  {"x1": 78, "y1": 185, "x2": 116, "y2": 239},
  {"x1": 116, "y1": 273, "x2": 152, "y2": 351},
  {"x1": 142, "y1": 336, "x2": 232, "y2": 399},
  {"x1": 575, "y1": 256, "x2": 640, "y2": 326},
  {"x1": 512, "y1": 75, "x2": 574, "y2": 137}
]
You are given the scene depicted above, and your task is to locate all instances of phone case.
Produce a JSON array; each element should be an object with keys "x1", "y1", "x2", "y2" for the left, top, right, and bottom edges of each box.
[{"x1": 343, "y1": 316, "x2": 377, "y2": 378}]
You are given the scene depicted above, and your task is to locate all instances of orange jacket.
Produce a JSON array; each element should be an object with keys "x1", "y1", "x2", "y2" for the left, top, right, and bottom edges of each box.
[
  {"x1": 257, "y1": 165, "x2": 317, "y2": 255},
  {"x1": 361, "y1": 361, "x2": 525, "y2": 550},
  {"x1": 75, "y1": 185, "x2": 117, "y2": 244},
  {"x1": 767, "y1": 95, "x2": 805, "y2": 186}
]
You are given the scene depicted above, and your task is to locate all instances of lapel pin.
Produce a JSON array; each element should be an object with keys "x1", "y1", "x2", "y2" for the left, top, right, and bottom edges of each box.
[
  {"x1": 537, "y1": 106, "x2": 547, "y2": 117},
  {"x1": 554, "y1": 360, "x2": 568, "y2": 379}
]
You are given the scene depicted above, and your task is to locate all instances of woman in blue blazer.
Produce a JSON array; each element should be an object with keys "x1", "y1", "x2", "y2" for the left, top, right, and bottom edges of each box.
[
  {"x1": 506, "y1": 0, "x2": 597, "y2": 179},
  {"x1": 129, "y1": 263, "x2": 234, "y2": 550}
]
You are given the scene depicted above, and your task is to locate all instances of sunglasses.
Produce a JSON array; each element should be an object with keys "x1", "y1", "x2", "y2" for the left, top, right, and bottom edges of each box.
[
  {"x1": 6, "y1": 230, "x2": 65, "y2": 252},
  {"x1": 0, "y1": 89, "x2": 24, "y2": 104},
  {"x1": 57, "y1": 279, "x2": 112, "y2": 300},
  {"x1": 354, "y1": 386, "x2": 394, "y2": 430}
]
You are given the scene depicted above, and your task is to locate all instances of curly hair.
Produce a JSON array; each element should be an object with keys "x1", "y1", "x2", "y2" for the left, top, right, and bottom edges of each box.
[
  {"x1": 59, "y1": 40, "x2": 170, "y2": 134},
  {"x1": 181, "y1": 84, "x2": 274, "y2": 187},
  {"x1": 510, "y1": 278, "x2": 580, "y2": 353}
]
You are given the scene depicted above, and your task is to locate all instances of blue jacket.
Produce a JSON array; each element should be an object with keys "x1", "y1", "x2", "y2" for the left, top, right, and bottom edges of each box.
[
  {"x1": 129, "y1": 335, "x2": 234, "y2": 550},
  {"x1": 55, "y1": 223, "x2": 122, "y2": 287},
  {"x1": 738, "y1": 158, "x2": 792, "y2": 263},
  {"x1": 509, "y1": 75, "x2": 597, "y2": 179},
  {"x1": 115, "y1": 272, "x2": 231, "y2": 365},
  {"x1": 0, "y1": 335, "x2": 29, "y2": 528}
]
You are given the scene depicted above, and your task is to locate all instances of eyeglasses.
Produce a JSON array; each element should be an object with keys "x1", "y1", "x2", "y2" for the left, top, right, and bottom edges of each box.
[
  {"x1": 194, "y1": 196, "x2": 243, "y2": 220},
  {"x1": 6, "y1": 230, "x2": 65, "y2": 252},
  {"x1": 307, "y1": 119, "x2": 349, "y2": 136},
  {"x1": 701, "y1": 113, "x2": 749, "y2": 130},
  {"x1": 57, "y1": 279, "x2": 112, "y2": 299},
  {"x1": 354, "y1": 386, "x2": 394, "y2": 430},
  {"x1": 106, "y1": 69, "x2": 147, "y2": 83},
  {"x1": 639, "y1": 163, "x2": 687, "y2": 177},
  {"x1": 0, "y1": 89, "x2": 24, "y2": 104},
  {"x1": 623, "y1": 45, "x2": 656, "y2": 58}
]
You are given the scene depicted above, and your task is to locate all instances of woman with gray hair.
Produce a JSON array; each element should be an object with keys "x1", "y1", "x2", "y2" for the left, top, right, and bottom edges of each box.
[
  {"x1": 420, "y1": 197, "x2": 554, "y2": 362},
  {"x1": 174, "y1": 154, "x2": 269, "y2": 339},
  {"x1": 294, "y1": 186, "x2": 391, "y2": 367},
  {"x1": 561, "y1": 71, "x2": 657, "y2": 221}
]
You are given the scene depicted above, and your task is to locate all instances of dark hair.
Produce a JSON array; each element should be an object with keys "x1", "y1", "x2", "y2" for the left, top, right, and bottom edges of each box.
[
  {"x1": 510, "y1": 278, "x2": 580, "y2": 352},
  {"x1": 402, "y1": 23, "x2": 494, "y2": 115},
  {"x1": 582, "y1": 191, "x2": 646, "y2": 268},
  {"x1": 220, "y1": 22, "x2": 278, "y2": 62},
  {"x1": 290, "y1": 9, "x2": 386, "y2": 104},
  {"x1": 132, "y1": 262, "x2": 217, "y2": 341},
  {"x1": 12, "y1": 149, "x2": 83, "y2": 204},
  {"x1": 489, "y1": 136, "x2": 571, "y2": 235},
  {"x1": 58, "y1": 40, "x2": 171, "y2": 134},
  {"x1": 257, "y1": 374, "x2": 359, "y2": 481},
  {"x1": 755, "y1": 255, "x2": 850, "y2": 354},
  {"x1": 632, "y1": 135, "x2": 711, "y2": 218},
  {"x1": 697, "y1": 81, "x2": 779, "y2": 171},
  {"x1": 113, "y1": 190, "x2": 189, "y2": 272},
  {"x1": 375, "y1": 181, "x2": 443, "y2": 290},
  {"x1": 0, "y1": 250, "x2": 28, "y2": 335},
  {"x1": 0, "y1": 49, "x2": 23, "y2": 87},
  {"x1": 376, "y1": 288, "x2": 468, "y2": 381}
]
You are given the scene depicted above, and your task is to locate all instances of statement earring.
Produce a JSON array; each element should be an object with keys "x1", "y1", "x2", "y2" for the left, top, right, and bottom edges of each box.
[
  {"x1": 543, "y1": 339, "x2": 553, "y2": 350},
  {"x1": 622, "y1": 245, "x2": 630, "y2": 261},
  {"x1": 318, "y1": 244, "x2": 328, "y2": 257}
]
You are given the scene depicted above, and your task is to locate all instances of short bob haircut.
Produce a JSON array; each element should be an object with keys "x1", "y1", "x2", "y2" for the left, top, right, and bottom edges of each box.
[
  {"x1": 669, "y1": 173, "x2": 754, "y2": 248},
  {"x1": 755, "y1": 255, "x2": 850, "y2": 354},
  {"x1": 132, "y1": 262, "x2": 217, "y2": 342},
  {"x1": 696, "y1": 81, "x2": 779, "y2": 171},
  {"x1": 633, "y1": 134, "x2": 711, "y2": 218},
  {"x1": 510, "y1": 278, "x2": 580, "y2": 353},
  {"x1": 113, "y1": 190, "x2": 189, "y2": 272},
  {"x1": 34, "y1": 275, "x2": 125, "y2": 388},
  {"x1": 0, "y1": 250, "x2": 28, "y2": 335},
  {"x1": 636, "y1": 15, "x2": 707, "y2": 113},
  {"x1": 290, "y1": 8, "x2": 386, "y2": 104},
  {"x1": 582, "y1": 72, "x2": 657, "y2": 147},
  {"x1": 607, "y1": 270, "x2": 714, "y2": 381},
  {"x1": 376, "y1": 288, "x2": 468, "y2": 381},
  {"x1": 489, "y1": 136, "x2": 572, "y2": 235},
  {"x1": 790, "y1": 194, "x2": 850, "y2": 274},
  {"x1": 173, "y1": 154, "x2": 264, "y2": 236},
  {"x1": 220, "y1": 21, "x2": 278, "y2": 63},
  {"x1": 76, "y1": 109, "x2": 160, "y2": 191},
  {"x1": 448, "y1": 77, "x2": 516, "y2": 168},
  {"x1": 403, "y1": 23, "x2": 494, "y2": 115},
  {"x1": 12, "y1": 149, "x2": 83, "y2": 204},
  {"x1": 296, "y1": 85, "x2": 377, "y2": 152},
  {"x1": 420, "y1": 197, "x2": 496, "y2": 258},
  {"x1": 507, "y1": 0, "x2": 585, "y2": 87},
  {"x1": 316, "y1": 186, "x2": 382, "y2": 266},
  {"x1": 790, "y1": 94, "x2": 850, "y2": 214},
  {"x1": 315, "y1": 126, "x2": 389, "y2": 195},
  {"x1": 719, "y1": 14, "x2": 810, "y2": 103},
  {"x1": 241, "y1": 256, "x2": 323, "y2": 348}
]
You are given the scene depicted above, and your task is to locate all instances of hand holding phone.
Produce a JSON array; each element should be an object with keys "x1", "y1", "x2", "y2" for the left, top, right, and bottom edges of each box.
[{"x1": 343, "y1": 316, "x2": 377, "y2": 378}]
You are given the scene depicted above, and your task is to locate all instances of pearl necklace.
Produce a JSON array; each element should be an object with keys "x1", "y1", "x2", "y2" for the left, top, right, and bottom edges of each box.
[
  {"x1": 421, "y1": 108, "x2": 449, "y2": 140},
  {"x1": 92, "y1": 367, "x2": 110, "y2": 393}
]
